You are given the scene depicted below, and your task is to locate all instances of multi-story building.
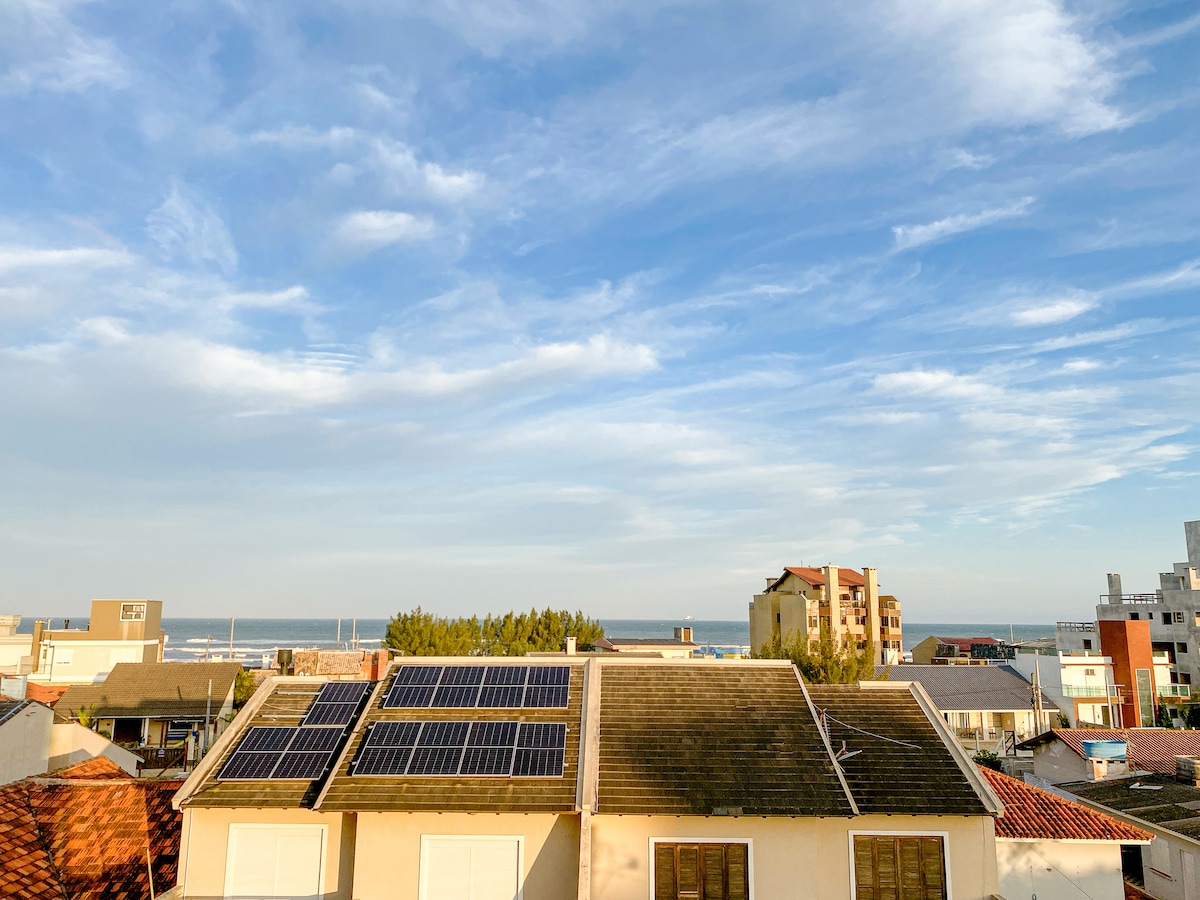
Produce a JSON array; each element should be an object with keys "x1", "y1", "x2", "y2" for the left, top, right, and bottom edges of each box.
[
  {"x1": 1086, "y1": 519, "x2": 1200, "y2": 713},
  {"x1": 31, "y1": 599, "x2": 165, "y2": 684},
  {"x1": 747, "y1": 565, "x2": 902, "y2": 664}
]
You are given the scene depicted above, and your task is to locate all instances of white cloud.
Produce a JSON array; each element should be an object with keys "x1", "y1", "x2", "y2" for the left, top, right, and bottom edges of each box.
[
  {"x1": 1010, "y1": 294, "x2": 1096, "y2": 326},
  {"x1": 873, "y1": 368, "x2": 993, "y2": 399},
  {"x1": 368, "y1": 138, "x2": 485, "y2": 202},
  {"x1": 0, "y1": 0, "x2": 127, "y2": 93},
  {"x1": 0, "y1": 245, "x2": 133, "y2": 274},
  {"x1": 334, "y1": 210, "x2": 437, "y2": 250},
  {"x1": 248, "y1": 125, "x2": 358, "y2": 149},
  {"x1": 893, "y1": 197, "x2": 1035, "y2": 251},
  {"x1": 146, "y1": 186, "x2": 239, "y2": 275}
]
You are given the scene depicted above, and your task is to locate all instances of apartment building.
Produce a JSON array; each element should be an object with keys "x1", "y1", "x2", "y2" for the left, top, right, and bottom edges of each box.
[
  {"x1": 31, "y1": 599, "x2": 165, "y2": 684},
  {"x1": 748, "y1": 565, "x2": 902, "y2": 664}
]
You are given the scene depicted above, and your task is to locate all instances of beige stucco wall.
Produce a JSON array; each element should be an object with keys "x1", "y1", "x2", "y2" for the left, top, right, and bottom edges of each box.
[
  {"x1": 179, "y1": 807, "x2": 355, "y2": 900},
  {"x1": 352, "y1": 812, "x2": 578, "y2": 900},
  {"x1": 48, "y1": 722, "x2": 141, "y2": 774},
  {"x1": 1031, "y1": 741, "x2": 1090, "y2": 785},
  {"x1": 590, "y1": 814, "x2": 998, "y2": 900},
  {"x1": 997, "y1": 839, "x2": 1125, "y2": 900},
  {"x1": 0, "y1": 701, "x2": 52, "y2": 784}
]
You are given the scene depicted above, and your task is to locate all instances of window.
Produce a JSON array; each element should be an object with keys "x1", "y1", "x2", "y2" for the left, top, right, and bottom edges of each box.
[
  {"x1": 419, "y1": 836, "x2": 522, "y2": 900},
  {"x1": 120, "y1": 602, "x2": 146, "y2": 622},
  {"x1": 1175, "y1": 612, "x2": 1187, "y2": 625},
  {"x1": 224, "y1": 824, "x2": 326, "y2": 898},
  {"x1": 1131, "y1": 613, "x2": 1140, "y2": 621},
  {"x1": 852, "y1": 834, "x2": 947, "y2": 900},
  {"x1": 1136, "y1": 669, "x2": 1155, "y2": 728},
  {"x1": 1149, "y1": 613, "x2": 1155, "y2": 620},
  {"x1": 53, "y1": 648, "x2": 74, "y2": 667},
  {"x1": 1150, "y1": 835, "x2": 1171, "y2": 876},
  {"x1": 1083, "y1": 639, "x2": 1093, "y2": 650},
  {"x1": 653, "y1": 841, "x2": 749, "y2": 900},
  {"x1": 1179, "y1": 642, "x2": 1189, "y2": 653},
  {"x1": 1085, "y1": 668, "x2": 1096, "y2": 676}
]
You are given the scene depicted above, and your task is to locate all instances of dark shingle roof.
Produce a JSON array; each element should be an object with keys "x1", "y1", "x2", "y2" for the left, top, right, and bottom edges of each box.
[
  {"x1": 879, "y1": 664, "x2": 1052, "y2": 713},
  {"x1": 58, "y1": 662, "x2": 243, "y2": 720},
  {"x1": 807, "y1": 684, "x2": 992, "y2": 816},
  {"x1": 597, "y1": 663, "x2": 855, "y2": 816},
  {"x1": 1065, "y1": 774, "x2": 1200, "y2": 841}
]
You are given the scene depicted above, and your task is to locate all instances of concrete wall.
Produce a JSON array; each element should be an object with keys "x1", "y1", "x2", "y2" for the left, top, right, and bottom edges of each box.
[
  {"x1": 180, "y1": 807, "x2": 355, "y2": 900},
  {"x1": 36, "y1": 638, "x2": 159, "y2": 683},
  {"x1": 0, "y1": 701, "x2": 52, "y2": 784},
  {"x1": 48, "y1": 722, "x2": 141, "y2": 774},
  {"x1": 996, "y1": 839, "x2": 1125, "y2": 900},
  {"x1": 0, "y1": 634, "x2": 35, "y2": 675},
  {"x1": 1031, "y1": 741, "x2": 1090, "y2": 784},
  {"x1": 1142, "y1": 830, "x2": 1200, "y2": 900},
  {"x1": 589, "y1": 814, "x2": 998, "y2": 900},
  {"x1": 353, "y1": 812, "x2": 578, "y2": 900}
]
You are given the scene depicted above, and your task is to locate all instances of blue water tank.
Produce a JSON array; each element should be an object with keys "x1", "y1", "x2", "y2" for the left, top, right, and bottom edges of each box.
[{"x1": 1082, "y1": 739, "x2": 1127, "y2": 760}]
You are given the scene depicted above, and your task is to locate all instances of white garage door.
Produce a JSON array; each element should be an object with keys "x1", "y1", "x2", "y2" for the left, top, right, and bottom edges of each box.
[
  {"x1": 419, "y1": 836, "x2": 523, "y2": 900},
  {"x1": 224, "y1": 824, "x2": 326, "y2": 899}
]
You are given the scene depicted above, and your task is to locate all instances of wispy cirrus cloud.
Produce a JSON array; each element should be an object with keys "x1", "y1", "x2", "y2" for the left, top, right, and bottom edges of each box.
[
  {"x1": 146, "y1": 186, "x2": 239, "y2": 275},
  {"x1": 333, "y1": 210, "x2": 438, "y2": 251},
  {"x1": 893, "y1": 197, "x2": 1036, "y2": 251}
]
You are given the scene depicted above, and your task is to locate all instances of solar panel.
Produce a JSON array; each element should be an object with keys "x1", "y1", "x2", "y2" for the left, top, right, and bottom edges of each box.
[
  {"x1": 484, "y1": 665, "x2": 528, "y2": 685},
  {"x1": 468, "y1": 721, "x2": 518, "y2": 746},
  {"x1": 459, "y1": 746, "x2": 515, "y2": 776},
  {"x1": 431, "y1": 684, "x2": 482, "y2": 707},
  {"x1": 418, "y1": 721, "x2": 471, "y2": 746},
  {"x1": 512, "y1": 747, "x2": 565, "y2": 777},
  {"x1": 354, "y1": 746, "x2": 413, "y2": 776},
  {"x1": 383, "y1": 684, "x2": 436, "y2": 708},
  {"x1": 523, "y1": 685, "x2": 569, "y2": 708},
  {"x1": 302, "y1": 702, "x2": 359, "y2": 726},
  {"x1": 478, "y1": 685, "x2": 524, "y2": 708},
  {"x1": 398, "y1": 665, "x2": 443, "y2": 685},
  {"x1": 287, "y1": 727, "x2": 344, "y2": 752},
  {"x1": 527, "y1": 666, "x2": 570, "y2": 685},
  {"x1": 365, "y1": 721, "x2": 422, "y2": 748},
  {"x1": 518, "y1": 722, "x2": 567, "y2": 748},
  {"x1": 219, "y1": 750, "x2": 284, "y2": 780},
  {"x1": 238, "y1": 726, "x2": 298, "y2": 752},
  {"x1": 406, "y1": 745, "x2": 464, "y2": 776},
  {"x1": 440, "y1": 665, "x2": 486, "y2": 685},
  {"x1": 272, "y1": 751, "x2": 334, "y2": 780},
  {"x1": 316, "y1": 681, "x2": 373, "y2": 703}
]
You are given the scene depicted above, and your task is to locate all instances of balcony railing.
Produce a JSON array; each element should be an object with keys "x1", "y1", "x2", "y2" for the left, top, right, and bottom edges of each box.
[
  {"x1": 1061, "y1": 684, "x2": 1121, "y2": 699},
  {"x1": 1158, "y1": 684, "x2": 1192, "y2": 699},
  {"x1": 1056, "y1": 621, "x2": 1096, "y2": 632},
  {"x1": 1100, "y1": 593, "x2": 1163, "y2": 604}
]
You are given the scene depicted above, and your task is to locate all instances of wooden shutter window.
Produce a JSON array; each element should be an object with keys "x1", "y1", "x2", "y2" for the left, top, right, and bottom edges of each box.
[
  {"x1": 853, "y1": 835, "x2": 947, "y2": 900},
  {"x1": 654, "y1": 843, "x2": 751, "y2": 900}
]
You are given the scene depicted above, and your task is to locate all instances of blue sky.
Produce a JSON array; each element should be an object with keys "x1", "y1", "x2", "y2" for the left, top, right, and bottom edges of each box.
[{"x1": 1, "y1": 0, "x2": 1198, "y2": 622}]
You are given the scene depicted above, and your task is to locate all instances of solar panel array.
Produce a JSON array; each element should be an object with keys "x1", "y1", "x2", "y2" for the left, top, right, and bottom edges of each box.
[
  {"x1": 351, "y1": 720, "x2": 567, "y2": 778},
  {"x1": 381, "y1": 665, "x2": 571, "y2": 709},
  {"x1": 218, "y1": 680, "x2": 375, "y2": 781}
]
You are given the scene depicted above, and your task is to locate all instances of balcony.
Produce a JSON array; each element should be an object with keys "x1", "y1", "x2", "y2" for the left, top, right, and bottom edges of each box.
[
  {"x1": 1100, "y1": 592, "x2": 1163, "y2": 605},
  {"x1": 1061, "y1": 684, "x2": 1121, "y2": 699},
  {"x1": 1056, "y1": 621, "x2": 1096, "y2": 632},
  {"x1": 1158, "y1": 684, "x2": 1192, "y2": 699}
]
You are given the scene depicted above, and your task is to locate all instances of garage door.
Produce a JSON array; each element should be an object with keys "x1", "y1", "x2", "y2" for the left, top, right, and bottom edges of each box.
[
  {"x1": 419, "y1": 836, "x2": 523, "y2": 900},
  {"x1": 224, "y1": 824, "x2": 326, "y2": 899}
]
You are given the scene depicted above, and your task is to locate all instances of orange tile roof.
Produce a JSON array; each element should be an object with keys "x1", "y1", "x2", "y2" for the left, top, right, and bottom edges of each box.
[
  {"x1": 52, "y1": 756, "x2": 130, "y2": 780},
  {"x1": 24, "y1": 683, "x2": 69, "y2": 708},
  {"x1": 0, "y1": 766, "x2": 183, "y2": 899},
  {"x1": 980, "y1": 766, "x2": 1151, "y2": 842},
  {"x1": 780, "y1": 566, "x2": 867, "y2": 588},
  {"x1": 1050, "y1": 728, "x2": 1200, "y2": 775}
]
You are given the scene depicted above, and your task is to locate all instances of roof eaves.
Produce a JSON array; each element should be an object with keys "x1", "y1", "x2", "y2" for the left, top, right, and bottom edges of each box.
[{"x1": 794, "y1": 668, "x2": 859, "y2": 817}]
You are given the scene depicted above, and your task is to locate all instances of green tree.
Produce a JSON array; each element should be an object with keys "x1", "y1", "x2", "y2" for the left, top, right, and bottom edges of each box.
[
  {"x1": 384, "y1": 606, "x2": 603, "y2": 657},
  {"x1": 76, "y1": 703, "x2": 98, "y2": 730},
  {"x1": 1157, "y1": 702, "x2": 1175, "y2": 729},
  {"x1": 233, "y1": 668, "x2": 258, "y2": 710},
  {"x1": 972, "y1": 749, "x2": 1003, "y2": 771},
  {"x1": 754, "y1": 631, "x2": 884, "y2": 684}
]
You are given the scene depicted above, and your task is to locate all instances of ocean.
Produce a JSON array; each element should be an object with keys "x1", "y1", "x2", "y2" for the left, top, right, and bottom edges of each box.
[{"x1": 26, "y1": 617, "x2": 1057, "y2": 663}]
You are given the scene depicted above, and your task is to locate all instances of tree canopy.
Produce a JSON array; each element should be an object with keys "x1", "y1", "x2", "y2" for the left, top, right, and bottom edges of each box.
[
  {"x1": 383, "y1": 606, "x2": 604, "y2": 657},
  {"x1": 754, "y1": 631, "x2": 883, "y2": 684}
]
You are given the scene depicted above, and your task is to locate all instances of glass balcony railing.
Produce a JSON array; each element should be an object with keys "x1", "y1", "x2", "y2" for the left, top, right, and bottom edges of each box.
[
  {"x1": 1158, "y1": 684, "x2": 1191, "y2": 698},
  {"x1": 1061, "y1": 684, "x2": 1121, "y2": 698}
]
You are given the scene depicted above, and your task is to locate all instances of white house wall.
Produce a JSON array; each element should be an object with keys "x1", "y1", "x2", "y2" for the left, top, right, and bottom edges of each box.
[
  {"x1": 0, "y1": 702, "x2": 52, "y2": 784},
  {"x1": 996, "y1": 840, "x2": 1125, "y2": 900}
]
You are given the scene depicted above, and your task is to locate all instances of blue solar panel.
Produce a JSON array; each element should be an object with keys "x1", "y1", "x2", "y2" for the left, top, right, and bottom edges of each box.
[
  {"x1": 272, "y1": 751, "x2": 334, "y2": 780},
  {"x1": 238, "y1": 726, "x2": 298, "y2": 752},
  {"x1": 431, "y1": 684, "x2": 482, "y2": 707},
  {"x1": 484, "y1": 665, "x2": 528, "y2": 685},
  {"x1": 354, "y1": 746, "x2": 413, "y2": 775},
  {"x1": 287, "y1": 727, "x2": 344, "y2": 752},
  {"x1": 468, "y1": 721, "x2": 518, "y2": 747},
  {"x1": 523, "y1": 685, "x2": 569, "y2": 708},
  {"x1": 406, "y1": 745, "x2": 463, "y2": 775},
  {"x1": 512, "y1": 747, "x2": 564, "y2": 777},
  {"x1": 418, "y1": 721, "x2": 471, "y2": 746},
  {"x1": 302, "y1": 702, "x2": 359, "y2": 726},
  {"x1": 459, "y1": 746, "x2": 515, "y2": 776},
  {"x1": 440, "y1": 665, "x2": 486, "y2": 685},
  {"x1": 518, "y1": 722, "x2": 567, "y2": 748},
  {"x1": 316, "y1": 681, "x2": 372, "y2": 703},
  {"x1": 365, "y1": 721, "x2": 422, "y2": 748},
  {"x1": 384, "y1": 684, "x2": 436, "y2": 708},
  {"x1": 219, "y1": 750, "x2": 284, "y2": 780},
  {"x1": 398, "y1": 665, "x2": 442, "y2": 685},
  {"x1": 478, "y1": 686, "x2": 524, "y2": 708},
  {"x1": 527, "y1": 666, "x2": 570, "y2": 685}
]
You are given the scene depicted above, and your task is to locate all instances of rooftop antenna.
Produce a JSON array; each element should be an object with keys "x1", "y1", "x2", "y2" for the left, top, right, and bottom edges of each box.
[
  {"x1": 835, "y1": 741, "x2": 861, "y2": 762},
  {"x1": 229, "y1": 617, "x2": 235, "y2": 662}
]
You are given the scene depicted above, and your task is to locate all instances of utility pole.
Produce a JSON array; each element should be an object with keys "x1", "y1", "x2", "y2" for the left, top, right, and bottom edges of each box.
[
  {"x1": 337, "y1": 618, "x2": 341, "y2": 648},
  {"x1": 203, "y1": 678, "x2": 213, "y2": 757},
  {"x1": 228, "y1": 618, "x2": 235, "y2": 662},
  {"x1": 1033, "y1": 657, "x2": 1046, "y2": 735}
]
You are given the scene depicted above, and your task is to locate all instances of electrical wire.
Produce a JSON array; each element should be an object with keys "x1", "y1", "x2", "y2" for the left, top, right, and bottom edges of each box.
[{"x1": 818, "y1": 709, "x2": 922, "y2": 750}]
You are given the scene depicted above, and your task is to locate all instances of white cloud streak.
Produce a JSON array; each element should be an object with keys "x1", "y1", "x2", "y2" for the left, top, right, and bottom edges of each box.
[
  {"x1": 893, "y1": 197, "x2": 1035, "y2": 250},
  {"x1": 146, "y1": 186, "x2": 239, "y2": 275},
  {"x1": 334, "y1": 210, "x2": 437, "y2": 250}
]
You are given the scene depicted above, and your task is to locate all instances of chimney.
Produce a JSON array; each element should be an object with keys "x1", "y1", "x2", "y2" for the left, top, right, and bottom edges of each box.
[
  {"x1": 674, "y1": 626, "x2": 693, "y2": 643},
  {"x1": 823, "y1": 565, "x2": 841, "y2": 641},
  {"x1": 1107, "y1": 573, "x2": 1122, "y2": 599},
  {"x1": 565, "y1": 637, "x2": 577, "y2": 656},
  {"x1": 1187, "y1": 520, "x2": 1200, "y2": 568},
  {"x1": 863, "y1": 567, "x2": 881, "y2": 664}
]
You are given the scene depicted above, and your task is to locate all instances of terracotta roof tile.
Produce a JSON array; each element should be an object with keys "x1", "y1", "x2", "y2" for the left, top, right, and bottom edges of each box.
[
  {"x1": 780, "y1": 566, "x2": 867, "y2": 588},
  {"x1": 979, "y1": 767, "x2": 1151, "y2": 842},
  {"x1": 50, "y1": 757, "x2": 129, "y2": 780},
  {"x1": 24, "y1": 684, "x2": 69, "y2": 708},
  {"x1": 1049, "y1": 729, "x2": 1200, "y2": 775},
  {"x1": 0, "y1": 771, "x2": 183, "y2": 899}
]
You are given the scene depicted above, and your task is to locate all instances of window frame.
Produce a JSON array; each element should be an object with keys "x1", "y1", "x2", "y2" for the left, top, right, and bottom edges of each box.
[
  {"x1": 223, "y1": 822, "x2": 328, "y2": 899},
  {"x1": 120, "y1": 602, "x2": 146, "y2": 622},
  {"x1": 648, "y1": 836, "x2": 754, "y2": 900},
  {"x1": 418, "y1": 834, "x2": 524, "y2": 900},
  {"x1": 848, "y1": 830, "x2": 952, "y2": 900}
]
